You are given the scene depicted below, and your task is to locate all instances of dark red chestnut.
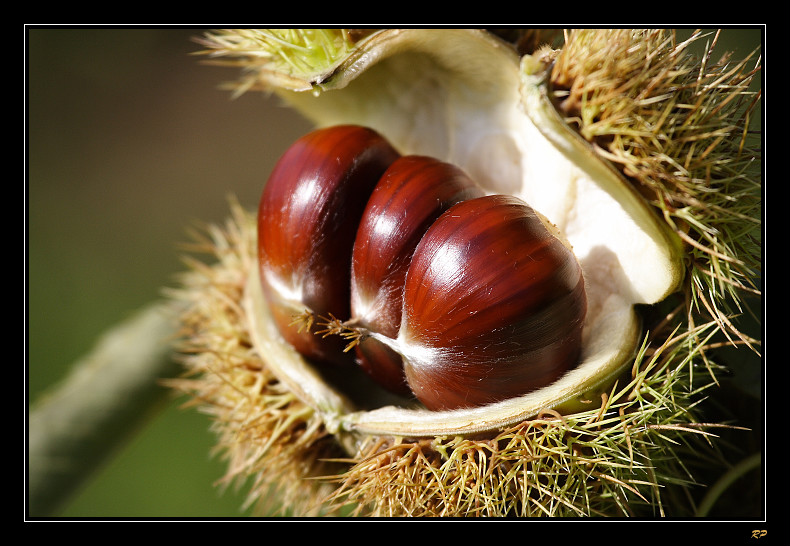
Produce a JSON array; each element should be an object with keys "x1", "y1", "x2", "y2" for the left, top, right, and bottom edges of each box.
[
  {"x1": 349, "y1": 156, "x2": 484, "y2": 395},
  {"x1": 396, "y1": 194, "x2": 587, "y2": 410},
  {"x1": 257, "y1": 125, "x2": 399, "y2": 366}
]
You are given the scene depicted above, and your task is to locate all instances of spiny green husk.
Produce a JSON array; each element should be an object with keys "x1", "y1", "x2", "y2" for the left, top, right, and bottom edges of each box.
[
  {"x1": 171, "y1": 201, "x2": 745, "y2": 517},
  {"x1": 175, "y1": 28, "x2": 763, "y2": 517}
]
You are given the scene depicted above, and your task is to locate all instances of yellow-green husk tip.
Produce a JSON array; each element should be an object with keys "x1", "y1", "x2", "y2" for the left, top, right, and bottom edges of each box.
[
  {"x1": 173, "y1": 28, "x2": 762, "y2": 517},
  {"x1": 195, "y1": 29, "x2": 374, "y2": 94}
]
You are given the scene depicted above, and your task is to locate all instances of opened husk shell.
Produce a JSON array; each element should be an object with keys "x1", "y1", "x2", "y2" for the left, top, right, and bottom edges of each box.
[{"x1": 173, "y1": 28, "x2": 762, "y2": 516}]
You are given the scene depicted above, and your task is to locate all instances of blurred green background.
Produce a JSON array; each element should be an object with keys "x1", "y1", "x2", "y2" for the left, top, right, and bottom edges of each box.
[
  {"x1": 27, "y1": 27, "x2": 762, "y2": 519},
  {"x1": 27, "y1": 27, "x2": 313, "y2": 517}
]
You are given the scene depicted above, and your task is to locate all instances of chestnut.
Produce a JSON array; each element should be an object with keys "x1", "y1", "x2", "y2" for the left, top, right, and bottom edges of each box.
[
  {"x1": 349, "y1": 155, "x2": 484, "y2": 395},
  {"x1": 393, "y1": 194, "x2": 587, "y2": 410},
  {"x1": 257, "y1": 125, "x2": 399, "y2": 366}
]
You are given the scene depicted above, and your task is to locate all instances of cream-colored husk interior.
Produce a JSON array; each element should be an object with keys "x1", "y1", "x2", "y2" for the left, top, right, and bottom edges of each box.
[{"x1": 243, "y1": 29, "x2": 684, "y2": 440}]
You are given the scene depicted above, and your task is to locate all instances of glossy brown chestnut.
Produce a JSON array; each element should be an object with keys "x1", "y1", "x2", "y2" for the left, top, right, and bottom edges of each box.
[
  {"x1": 350, "y1": 156, "x2": 484, "y2": 395},
  {"x1": 396, "y1": 194, "x2": 587, "y2": 411},
  {"x1": 257, "y1": 125, "x2": 399, "y2": 366}
]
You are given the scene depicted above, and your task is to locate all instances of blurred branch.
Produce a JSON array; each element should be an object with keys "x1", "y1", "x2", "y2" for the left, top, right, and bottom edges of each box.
[
  {"x1": 695, "y1": 452, "x2": 762, "y2": 517},
  {"x1": 27, "y1": 301, "x2": 183, "y2": 517}
]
